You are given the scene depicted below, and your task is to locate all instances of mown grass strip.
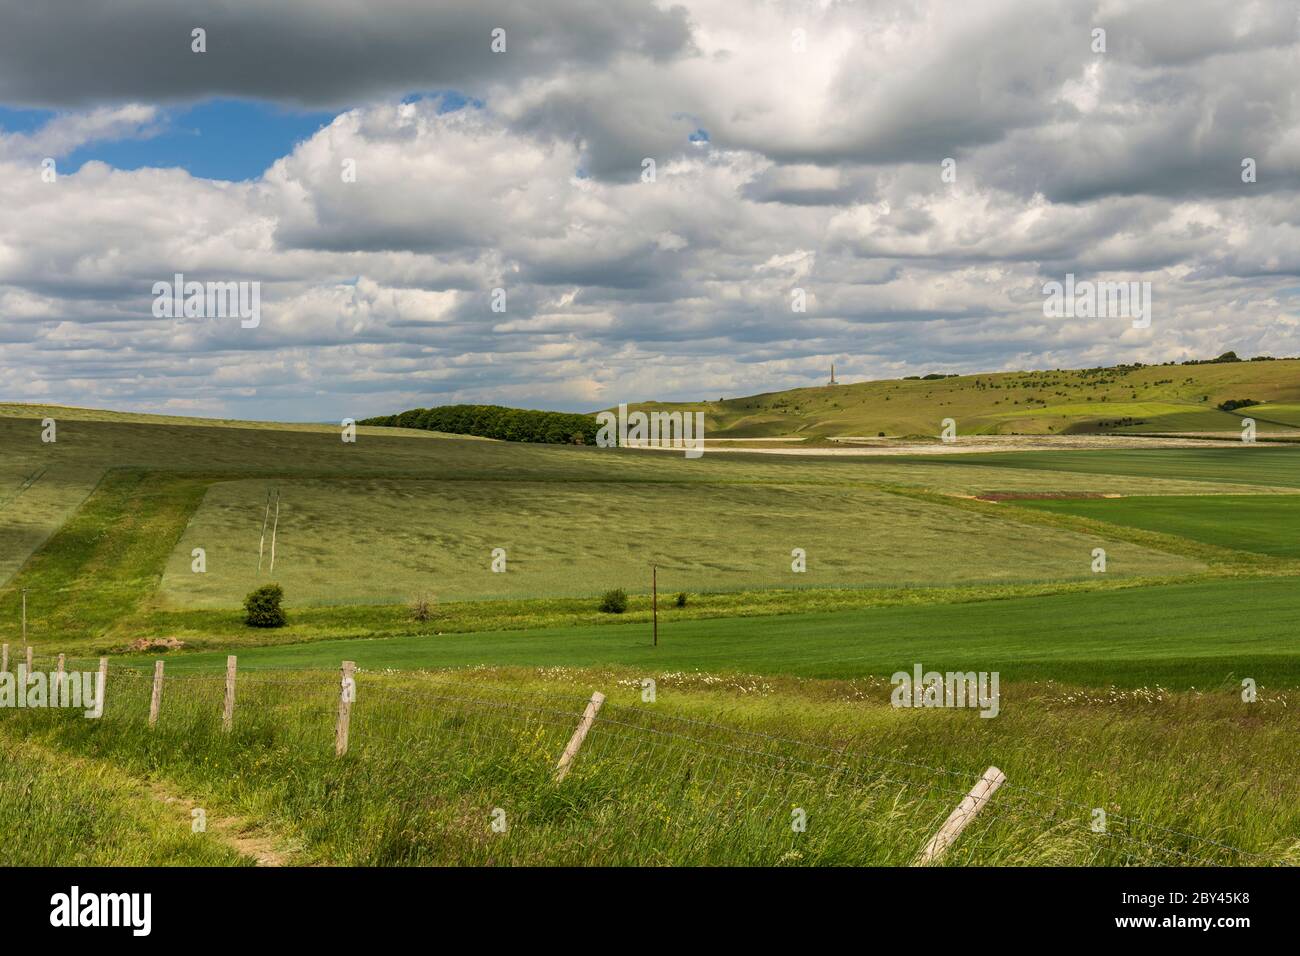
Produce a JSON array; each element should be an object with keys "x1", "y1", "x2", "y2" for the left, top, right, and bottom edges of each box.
[{"x1": 0, "y1": 470, "x2": 213, "y2": 646}]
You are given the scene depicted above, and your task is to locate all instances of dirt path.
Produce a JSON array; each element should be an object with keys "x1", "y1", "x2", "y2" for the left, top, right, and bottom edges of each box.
[
  {"x1": 633, "y1": 434, "x2": 1251, "y2": 455},
  {"x1": 9, "y1": 733, "x2": 293, "y2": 866},
  {"x1": 148, "y1": 783, "x2": 291, "y2": 867}
]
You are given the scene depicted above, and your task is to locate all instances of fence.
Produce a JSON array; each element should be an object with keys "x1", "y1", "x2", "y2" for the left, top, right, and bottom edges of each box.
[{"x1": 0, "y1": 644, "x2": 1285, "y2": 867}]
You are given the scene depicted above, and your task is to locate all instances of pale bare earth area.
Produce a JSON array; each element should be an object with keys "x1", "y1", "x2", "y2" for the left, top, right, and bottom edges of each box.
[{"x1": 633, "y1": 435, "x2": 1253, "y2": 456}]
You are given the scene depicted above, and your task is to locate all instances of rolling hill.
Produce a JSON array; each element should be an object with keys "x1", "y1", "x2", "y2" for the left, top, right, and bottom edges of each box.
[{"x1": 622, "y1": 356, "x2": 1300, "y2": 440}]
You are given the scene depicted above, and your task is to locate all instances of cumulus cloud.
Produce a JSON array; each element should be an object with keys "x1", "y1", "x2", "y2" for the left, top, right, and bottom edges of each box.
[
  {"x1": 0, "y1": 104, "x2": 160, "y2": 162},
  {"x1": 0, "y1": 0, "x2": 1299, "y2": 419}
]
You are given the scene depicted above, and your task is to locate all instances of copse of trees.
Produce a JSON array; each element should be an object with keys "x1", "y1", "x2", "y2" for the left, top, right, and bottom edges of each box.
[
  {"x1": 361, "y1": 404, "x2": 600, "y2": 445},
  {"x1": 1218, "y1": 398, "x2": 1261, "y2": 412}
]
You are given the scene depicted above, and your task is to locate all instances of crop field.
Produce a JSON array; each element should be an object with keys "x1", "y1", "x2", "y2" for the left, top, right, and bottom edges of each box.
[
  {"x1": 155, "y1": 477, "x2": 1198, "y2": 607},
  {"x1": 0, "y1": 401, "x2": 1298, "y2": 867},
  {"x1": 0, "y1": 459, "x2": 102, "y2": 587},
  {"x1": 1014, "y1": 495, "x2": 1300, "y2": 559}
]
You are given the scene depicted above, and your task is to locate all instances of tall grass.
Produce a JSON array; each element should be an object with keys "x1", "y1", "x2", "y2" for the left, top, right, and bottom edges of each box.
[
  {"x1": 0, "y1": 728, "x2": 244, "y2": 866},
  {"x1": 2, "y1": 662, "x2": 1293, "y2": 867}
]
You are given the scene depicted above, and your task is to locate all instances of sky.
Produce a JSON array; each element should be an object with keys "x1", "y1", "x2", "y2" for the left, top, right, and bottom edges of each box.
[{"x1": 1, "y1": 0, "x2": 1299, "y2": 421}]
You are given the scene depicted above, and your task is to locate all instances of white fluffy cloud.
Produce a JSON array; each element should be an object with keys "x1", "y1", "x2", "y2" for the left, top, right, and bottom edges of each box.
[{"x1": 1, "y1": 0, "x2": 1299, "y2": 419}]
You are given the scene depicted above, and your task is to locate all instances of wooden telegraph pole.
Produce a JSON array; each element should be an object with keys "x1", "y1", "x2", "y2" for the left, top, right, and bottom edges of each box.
[
  {"x1": 20, "y1": 588, "x2": 27, "y2": 648},
  {"x1": 652, "y1": 564, "x2": 658, "y2": 647}
]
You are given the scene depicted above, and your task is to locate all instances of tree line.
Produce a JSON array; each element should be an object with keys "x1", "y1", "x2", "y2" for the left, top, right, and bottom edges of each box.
[{"x1": 361, "y1": 404, "x2": 600, "y2": 444}]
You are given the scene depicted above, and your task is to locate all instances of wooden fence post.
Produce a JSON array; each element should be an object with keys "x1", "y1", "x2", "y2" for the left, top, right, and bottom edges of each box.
[
  {"x1": 914, "y1": 766, "x2": 1006, "y2": 866},
  {"x1": 335, "y1": 661, "x2": 355, "y2": 756},
  {"x1": 96, "y1": 657, "x2": 108, "y2": 717},
  {"x1": 222, "y1": 655, "x2": 237, "y2": 732},
  {"x1": 148, "y1": 660, "x2": 165, "y2": 727},
  {"x1": 1, "y1": 643, "x2": 7, "y2": 673},
  {"x1": 555, "y1": 691, "x2": 606, "y2": 782},
  {"x1": 55, "y1": 653, "x2": 65, "y2": 702}
]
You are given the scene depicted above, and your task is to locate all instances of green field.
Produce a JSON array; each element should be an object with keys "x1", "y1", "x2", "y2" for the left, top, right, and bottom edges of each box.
[
  {"x1": 137, "y1": 575, "x2": 1300, "y2": 688},
  {"x1": 1, "y1": 396, "x2": 1298, "y2": 866},
  {"x1": 1014, "y1": 494, "x2": 1300, "y2": 559},
  {"x1": 155, "y1": 477, "x2": 1198, "y2": 608},
  {"x1": 915, "y1": 445, "x2": 1300, "y2": 488}
]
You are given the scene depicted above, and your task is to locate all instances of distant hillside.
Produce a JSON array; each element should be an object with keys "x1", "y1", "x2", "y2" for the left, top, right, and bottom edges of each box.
[{"x1": 621, "y1": 355, "x2": 1300, "y2": 440}]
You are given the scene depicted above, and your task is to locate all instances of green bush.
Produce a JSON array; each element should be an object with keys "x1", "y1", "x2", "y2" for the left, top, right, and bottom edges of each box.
[
  {"x1": 674, "y1": 592, "x2": 688, "y2": 608},
  {"x1": 243, "y1": 584, "x2": 287, "y2": 628},
  {"x1": 598, "y1": 589, "x2": 629, "y2": 614}
]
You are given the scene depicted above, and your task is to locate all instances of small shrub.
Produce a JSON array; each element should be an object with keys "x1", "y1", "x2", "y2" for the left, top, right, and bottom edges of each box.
[
  {"x1": 599, "y1": 589, "x2": 629, "y2": 614},
  {"x1": 409, "y1": 594, "x2": 437, "y2": 622},
  {"x1": 674, "y1": 592, "x2": 688, "y2": 608},
  {"x1": 243, "y1": 584, "x2": 286, "y2": 628},
  {"x1": 128, "y1": 637, "x2": 185, "y2": 653}
]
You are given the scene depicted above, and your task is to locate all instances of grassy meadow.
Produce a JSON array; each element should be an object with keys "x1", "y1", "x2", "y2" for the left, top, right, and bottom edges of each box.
[
  {"x1": 624, "y1": 358, "x2": 1300, "y2": 439},
  {"x1": 1, "y1": 665, "x2": 1294, "y2": 866},
  {"x1": 0, "y1": 392, "x2": 1298, "y2": 866}
]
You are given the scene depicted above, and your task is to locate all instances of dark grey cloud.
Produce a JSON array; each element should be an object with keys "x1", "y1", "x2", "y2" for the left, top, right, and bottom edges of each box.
[{"x1": 0, "y1": 0, "x2": 693, "y2": 108}]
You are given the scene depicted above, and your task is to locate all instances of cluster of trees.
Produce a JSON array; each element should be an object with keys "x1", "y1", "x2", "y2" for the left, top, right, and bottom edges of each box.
[
  {"x1": 1181, "y1": 351, "x2": 1292, "y2": 365},
  {"x1": 362, "y1": 404, "x2": 600, "y2": 444},
  {"x1": 1218, "y1": 398, "x2": 1261, "y2": 412},
  {"x1": 1184, "y1": 351, "x2": 1244, "y2": 365}
]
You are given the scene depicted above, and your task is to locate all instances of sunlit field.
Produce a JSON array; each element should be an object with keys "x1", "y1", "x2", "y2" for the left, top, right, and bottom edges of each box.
[
  {"x1": 0, "y1": 406, "x2": 1298, "y2": 866},
  {"x1": 156, "y1": 477, "x2": 1199, "y2": 607}
]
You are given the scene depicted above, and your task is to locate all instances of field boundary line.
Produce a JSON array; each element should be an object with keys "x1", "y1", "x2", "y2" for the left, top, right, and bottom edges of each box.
[{"x1": 874, "y1": 482, "x2": 1287, "y2": 571}]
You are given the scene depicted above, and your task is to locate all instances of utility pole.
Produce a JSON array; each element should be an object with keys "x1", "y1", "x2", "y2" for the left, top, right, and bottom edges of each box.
[
  {"x1": 652, "y1": 564, "x2": 658, "y2": 647},
  {"x1": 20, "y1": 588, "x2": 27, "y2": 647}
]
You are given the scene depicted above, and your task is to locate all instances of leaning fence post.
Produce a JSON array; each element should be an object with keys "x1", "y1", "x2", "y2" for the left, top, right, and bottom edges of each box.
[
  {"x1": 555, "y1": 691, "x2": 606, "y2": 782},
  {"x1": 97, "y1": 657, "x2": 108, "y2": 716},
  {"x1": 335, "y1": 661, "x2": 356, "y2": 756},
  {"x1": 148, "y1": 660, "x2": 165, "y2": 727},
  {"x1": 222, "y1": 655, "x2": 237, "y2": 732},
  {"x1": 55, "y1": 653, "x2": 65, "y2": 700},
  {"x1": 914, "y1": 765, "x2": 1006, "y2": 866}
]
